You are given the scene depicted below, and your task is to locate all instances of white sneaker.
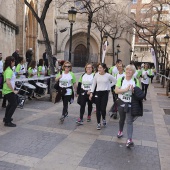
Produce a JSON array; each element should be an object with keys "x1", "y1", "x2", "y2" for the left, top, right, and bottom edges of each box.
[{"x1": 97, "y1": 123, "x2": 101, "y2": 130}]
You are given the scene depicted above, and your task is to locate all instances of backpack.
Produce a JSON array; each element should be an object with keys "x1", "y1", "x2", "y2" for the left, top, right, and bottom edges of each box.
[{"x1": 121, "y1": 76, "x2": 137, "y2": 86}]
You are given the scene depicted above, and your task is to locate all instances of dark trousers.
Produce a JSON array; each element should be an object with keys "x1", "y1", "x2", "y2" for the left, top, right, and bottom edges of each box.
[
  {"x1": 80, "y1": 94, "x2": 92, "y2": 120},
  {"x1": 150, "y1": 75, "x2": 154, "y2": 83},
  {"x1": 95, "y1": 91, "x2": 109, "y2": 124},
  {"x1": 2, "y1": 95, "x2": 7, "y2": 106},
  {"x1": 141, "y1": 83, "x2": 149, "y2": 98},
  {"x1": 4, "y1": 93, "x2": 17, "y2": 123},
  {"x1": 118, "y1": 106, "x2": 133, "y2": 139},
  {"x1": 62, "y1": 95, "x2": 71, "y2": 116}
]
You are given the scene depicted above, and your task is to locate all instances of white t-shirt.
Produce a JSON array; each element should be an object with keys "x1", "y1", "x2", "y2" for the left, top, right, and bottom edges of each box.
[
  {"x1": 141, "y1": 70, "x2": 150, "y2": 84},
  {"x1": 118, "y1": 78, "x2": 136, "y2": 103},
  {"x1": 91, "y1": 73, "x2": 117, "y2": 92},
  {"x1": 112, "y1": 66, "x2": 119, "y2": 77},
  {"x1": 133, "y1": 70, "x2": 138, "y2": 79},
  {"x1": 151, "y1": 69, "x2": 155, "y2": 76},
  {"x1": 0, "y1": 60, "x2": 3, "y2": 73},
  {"x1": 20, "y1": 64, "x2": 26, "y2": 78},
  {"x1": 81, "y1": 73, "x2": 94, "y2": 91},
  {"x1": 116, "y1": 72, "x2": 125, "y2": 80},
  {"x1": 40, "y1": 66, "x2": 46, "y2": 78},
  {"x1": 11, "y1": 72, "x2": 16, "y2": 89},
  {"x1": 32, "y1": 68, "x2": 37, "y2": 78},
  {"x1": 59, "y1": 73, "x2": 73, "y2": 95}
]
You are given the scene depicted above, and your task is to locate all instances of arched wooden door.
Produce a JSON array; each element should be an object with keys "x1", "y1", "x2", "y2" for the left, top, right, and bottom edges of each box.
[{"x1": 74, "y1": 44, "x2": 87, "y2": 67}]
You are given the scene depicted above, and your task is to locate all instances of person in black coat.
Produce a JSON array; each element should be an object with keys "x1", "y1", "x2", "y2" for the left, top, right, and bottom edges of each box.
[
  {"x1": 42, "y1": 50, "x2": 48, "y2": 67},
  {"x1": 26, "y1": 48, "x2": 33, "y2": 69},
  {"x1": 12, "y1": 49, "x2": 20, "y2": 66},
  {"x1": 131, "y1": 86, "x2": 145, "y2": 117}
]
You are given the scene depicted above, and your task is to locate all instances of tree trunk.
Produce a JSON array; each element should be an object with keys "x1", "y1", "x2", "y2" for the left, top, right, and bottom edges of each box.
[
  {"x1": 86, "y1": 14, "x2": 92, "y2": 63},
  {"x1": 112, "y1": 38, "x2": 115, "y2": 65},
  {"x1": 40, "y1": 21, "x2": 55, "y2": 100},
  {"x1": 100, "y1": 31, "x2": 103, "y2": 63}
]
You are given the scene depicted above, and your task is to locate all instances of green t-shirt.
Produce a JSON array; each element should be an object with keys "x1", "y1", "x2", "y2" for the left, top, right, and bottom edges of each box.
[
  {"x1": 15, "y1": 64, "x2": 21, "y2": 78},
  {"x1": 15, "y1": 64, "x2": 21, "y2": 73},
  {"x1": 38, "y1": 66, "x2": 42, "y2": 77},
  {"x1": 2, "y1": 67, "x2": 14, "y2": 95}
]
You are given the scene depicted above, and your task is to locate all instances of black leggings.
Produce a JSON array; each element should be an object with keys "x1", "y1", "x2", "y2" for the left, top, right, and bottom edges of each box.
[
  {"x1": 80, "y1": 94, "x2": 92, "y2": 120},
  {"x1": 141, "y1": 83, "x2": 149, "y2": 98},
  {"x1": 62, "y1": 95, "x2": 71, "y2": 116},
  {"x1": 95, "y1": 91, "x2": 109, "y2": 124},
  {"x1": 4, "y1": 93, "x2": 18, "y2": 123},
  {"x1": 150, "y1": 75, "x2": 154, "y2": 83}
]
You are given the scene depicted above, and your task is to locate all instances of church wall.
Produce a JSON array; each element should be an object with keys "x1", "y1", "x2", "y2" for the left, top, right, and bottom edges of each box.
[{"x1": 0, "y1": 0, "x2": 17, "y2": 59}]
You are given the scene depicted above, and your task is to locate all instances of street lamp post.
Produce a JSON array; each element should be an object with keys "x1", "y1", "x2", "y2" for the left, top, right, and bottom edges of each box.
[
  {"x1": 130, "y1": 49, "x2": 133, "y2": 63},
  {"x1": 68, "y1": 7, "x2": 77, "y2": 62},
  {"x1": 101, "y1": 33, "x2": 108, "y2": 63},
  {"x1": 115, "y1": 44, "x2": 120, "y2": 60}
]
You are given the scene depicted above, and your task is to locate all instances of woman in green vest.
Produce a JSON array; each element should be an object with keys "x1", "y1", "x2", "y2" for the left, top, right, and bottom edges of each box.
[
  {"x1": 27, "y1": 60, "x2": 37, "y2": 100},
  {"x1": 15, "y1": 57, "x2": 26, "y2": 79},
  {"x1": 38, "y1": 59, "x2": 46, "y2": 80},
  {"x1": 2, "y1": 56, "x2": 18, "y2": 127}
]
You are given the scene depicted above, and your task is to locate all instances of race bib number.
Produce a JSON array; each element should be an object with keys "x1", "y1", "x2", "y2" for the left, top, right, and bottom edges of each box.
[
  {"x1": 121, "y1": 91, "x2": 132, "y2": 102},
  {"x1": 82, "y1": 83, "x2": 91, "y2": 90},
  {"x1": 60, "y1": 80, "x2": 68, "y2": 87}
]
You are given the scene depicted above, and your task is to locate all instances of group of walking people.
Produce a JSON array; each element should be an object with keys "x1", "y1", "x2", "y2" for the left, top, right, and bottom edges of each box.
[
  {"x1": 55, "y1": 60, "x2": 153, "y2": 148},
  {"x1": 1, "y1": 52, "x2": 154, "y2": 148}
]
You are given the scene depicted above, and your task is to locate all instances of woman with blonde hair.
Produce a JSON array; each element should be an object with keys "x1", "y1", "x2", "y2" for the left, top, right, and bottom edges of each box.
[
  {"x1": 115, "y1": 64, "x2": 140, "y2": 148},
  {"x1": 56, "y1": 61, "x2": 77, "y2": 122}
]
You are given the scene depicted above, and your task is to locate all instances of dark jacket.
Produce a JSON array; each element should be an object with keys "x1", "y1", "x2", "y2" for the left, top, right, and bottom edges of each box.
[
  {"x1": 26, "y1": 50, "x2": 33, "y2": 62},
  {"x1": 12, "y1": 51, "x2": 19, "y2": 66},
  {"x1": 131, "y1": 87, "x2": 145, "y2": 117},
  {"x1": 43, "y1": 52, "x2": 48, "y2": 67},
  {"x1": 55, "y1": 86, "x2": 74, "y2": 104}
]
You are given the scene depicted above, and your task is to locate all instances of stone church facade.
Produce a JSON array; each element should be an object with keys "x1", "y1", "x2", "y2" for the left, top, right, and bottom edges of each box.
[{"x1": 0, "y1": 0, "x2": 132, "y2": 67}]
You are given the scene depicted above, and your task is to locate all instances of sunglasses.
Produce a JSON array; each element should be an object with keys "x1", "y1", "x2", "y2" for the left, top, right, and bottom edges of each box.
[{"x1": 64, "y1": 65, "x2": 71, "y2": 68}]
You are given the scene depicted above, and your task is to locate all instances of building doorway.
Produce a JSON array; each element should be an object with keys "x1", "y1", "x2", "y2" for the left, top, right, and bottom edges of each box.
[{"x1": 74, "y1": 44, "x2": 87, "y2": 67}]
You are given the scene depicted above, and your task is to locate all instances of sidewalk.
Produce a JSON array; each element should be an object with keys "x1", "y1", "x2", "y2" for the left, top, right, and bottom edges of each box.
[{"x1": 0, "y1": 78, "x2": 169, "y2": 170}]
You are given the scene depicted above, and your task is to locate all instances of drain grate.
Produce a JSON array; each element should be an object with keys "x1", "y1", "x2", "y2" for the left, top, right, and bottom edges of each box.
[{"x1": 164, "y1": 109, "x2": 170, "y2": 115}]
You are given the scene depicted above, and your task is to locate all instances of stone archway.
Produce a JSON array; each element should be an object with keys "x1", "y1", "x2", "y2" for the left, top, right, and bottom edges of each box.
[{"x1": 74, "y1": 44, "x2": 87, "y2": 67}]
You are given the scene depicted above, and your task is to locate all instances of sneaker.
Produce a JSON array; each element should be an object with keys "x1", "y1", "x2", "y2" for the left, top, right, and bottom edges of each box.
[
  {"x1": 4, "y1": 122, "x2": 16, "y2": 127},
  {"x1": 126, "y1": 139, "x2": 134, "y2": 148},
  {"x1": 87, "y1": 115, "x2": 91, "y2": 122},
  {"x1": 76, "y1": 118, "x2": 83, "y2": 125},
  {"x1": 60, "y1": 115, "x2": 65, "y2": 121},
  {"x1": 117, "y1": 131, "x2": 123, "y2": 138},
  {"x1": 97, "y1": 123, "x2": 101, "y2": 130},
  {"x1": 109, "y1": 112, "x2": 114, "y2": 118},
  {"x1": 2, "y1": 104, "x2": 6, "y2": 108},
  {"x1": 102, "y1": 119, "x2": 107, "y2": 127},
  {"x1": 3, "y1": 118, "x2": 13, "y2": 123}
]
